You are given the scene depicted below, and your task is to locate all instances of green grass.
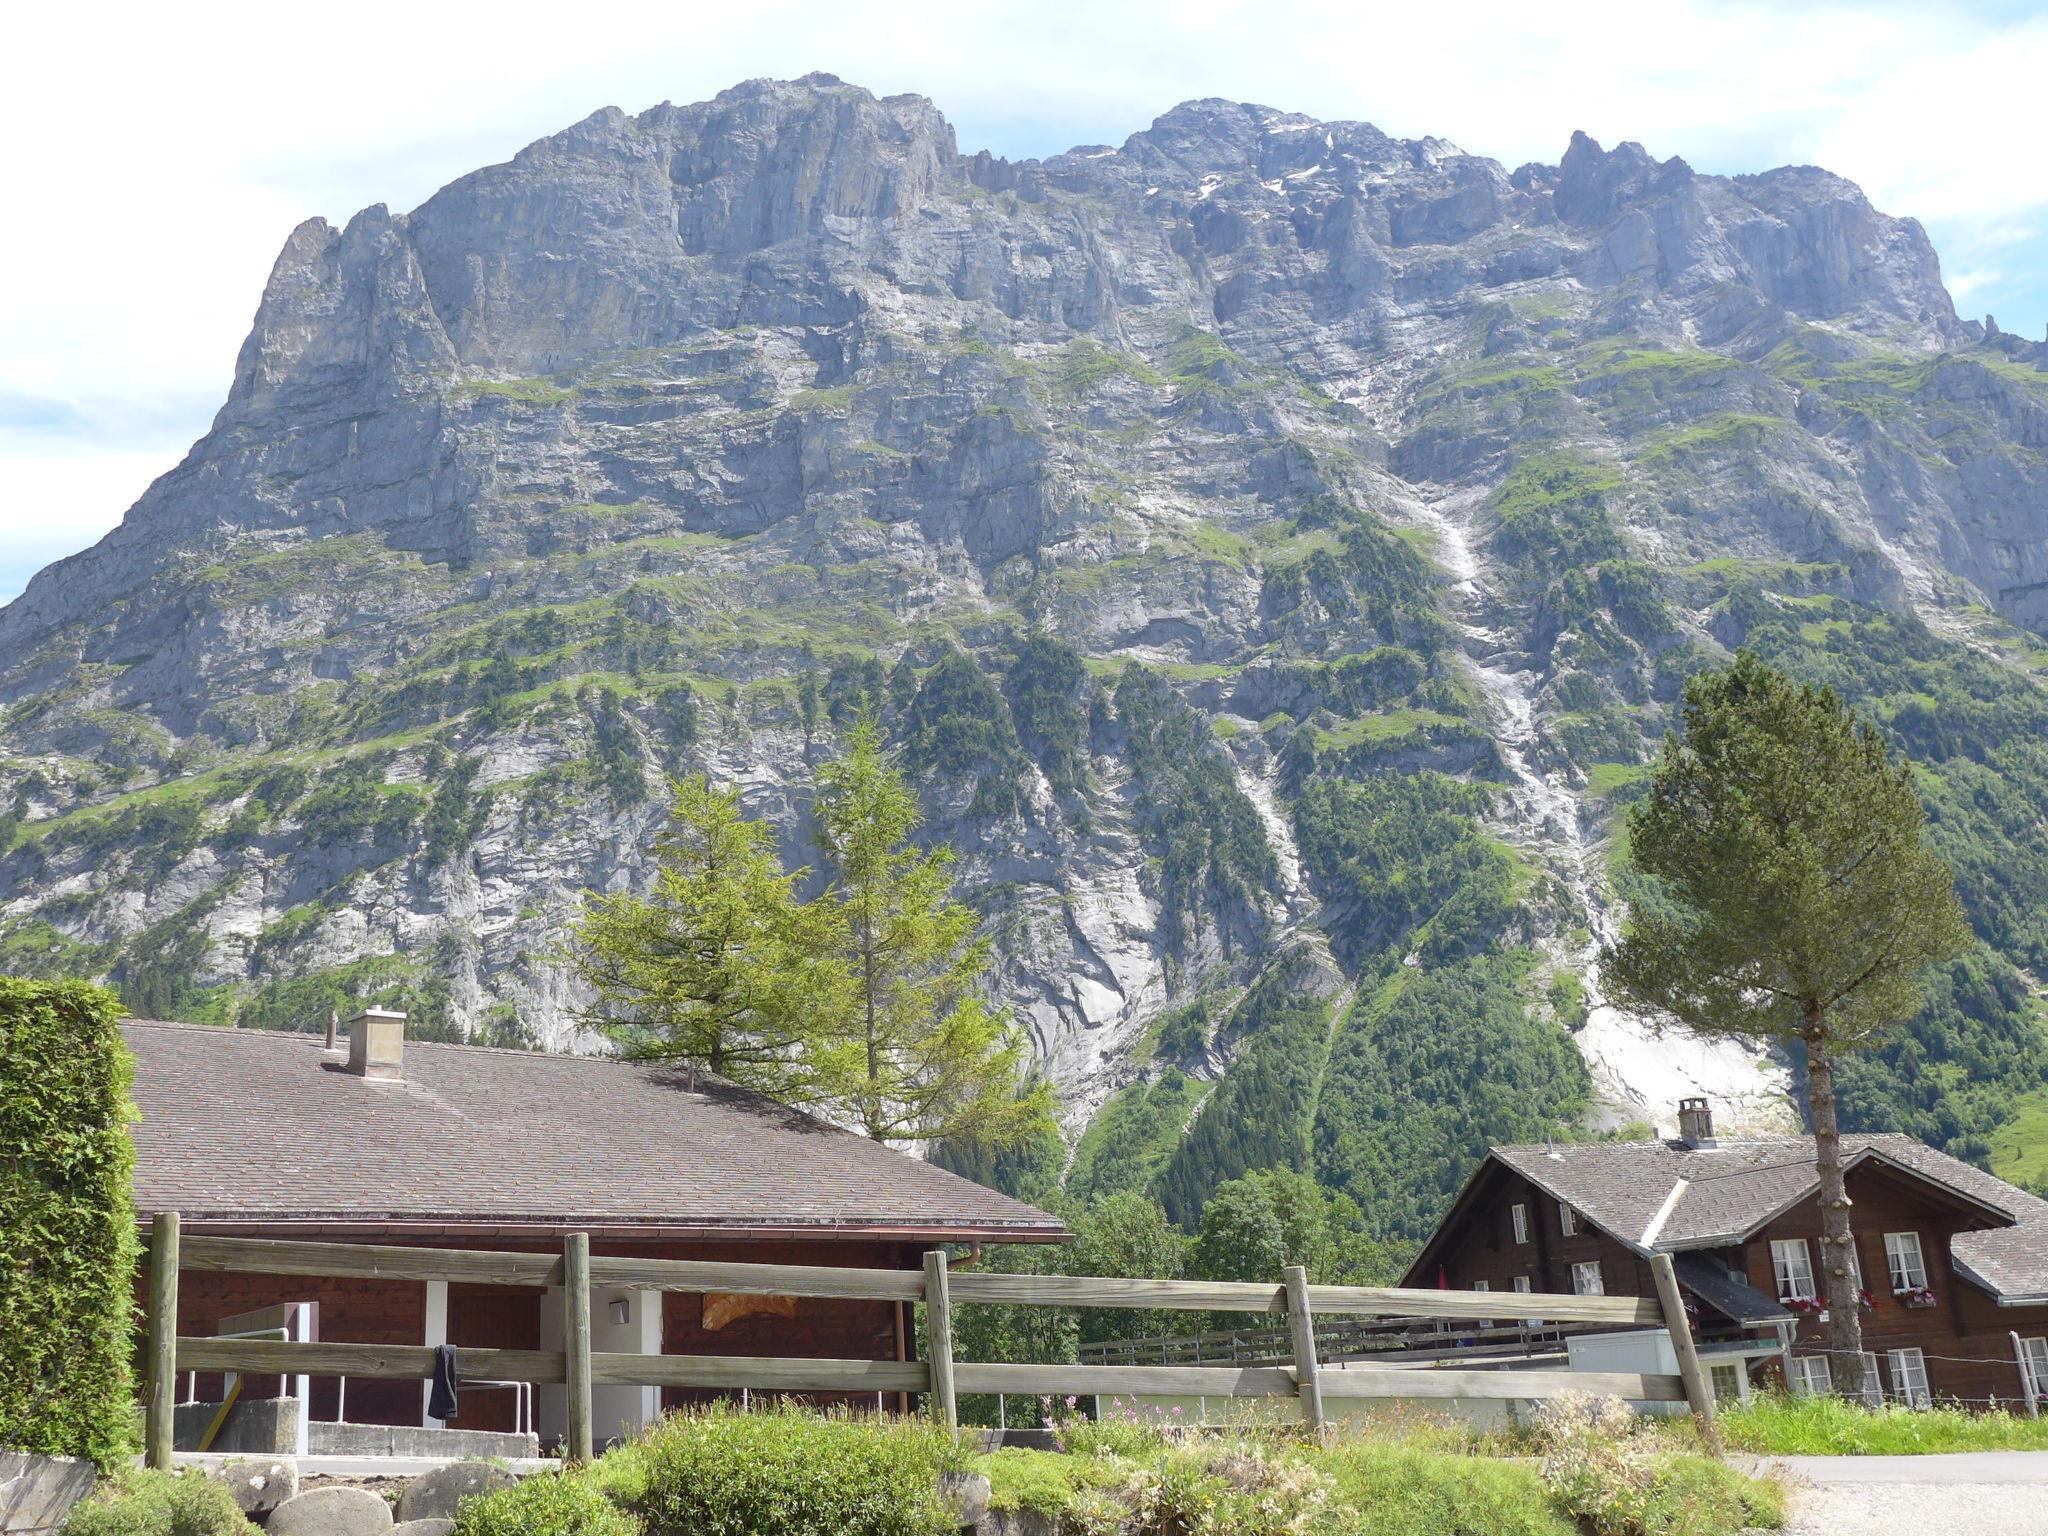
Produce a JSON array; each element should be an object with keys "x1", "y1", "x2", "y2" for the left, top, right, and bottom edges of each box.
[
  {"x1": 1989, "y1": 1084, "x2": 2048, "y2": 1188},
  {"x1": 1719, "y1": 1393, "x2": 2048, "y2": 1455},
  {"x1": 1584, "y1": 761, "x2": 1651, "y2": 799},
  {"x1": 453, "y1": 376, "x2": 577, "y2": 406}
]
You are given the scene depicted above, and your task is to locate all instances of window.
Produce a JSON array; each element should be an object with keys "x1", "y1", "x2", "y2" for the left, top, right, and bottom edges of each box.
[
  {"x1": 1709, "y1": 1362, "x2": 1742, "y2": 1404},
  {"x1": 1888, "y1": 1347, "x2": 1931, "y2": 1408},
  {"x1": 1771, "y1": 1239, "x2": 1816, "y2": 1301},
  {"x1": 1473, "y1": 1279, "x2": 1491, "y2": 1292},
  {"x1": 1559, "y1": 1203, "x2": 1578, "y2": 1237},
  {"x1": 1787, "y1": 1356, "x2": 1832, "y2": 1396},
  {"x1": 1858, "y1": 1352, "x2": 1882, "y2": 1409},
  {"x1": 1885, "y1": 1232, "x2": 1929, "y2": 1292},
  {"x1": 1512, "y1": 1203, "x2": 1531, "y2": 1244},
  {"x1": 1572, "y1": 1261, "x2": 1604, "y2": 1296},
  {"x1": 2022, "y1": 1337, "x2": 2048, "y2": 1406},
  {"x1": 1512, "y1": 1275, "x2": 1533, "y2": 1293}
]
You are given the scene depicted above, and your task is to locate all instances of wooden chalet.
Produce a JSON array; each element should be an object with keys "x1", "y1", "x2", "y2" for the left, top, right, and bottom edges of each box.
[
  {"x1": 124, "y1": 1011, "x2": 1064, "y2": 1448},
  {"x1": 1404, "y1": 1099, "x2": 2048, "y2": 1409}
]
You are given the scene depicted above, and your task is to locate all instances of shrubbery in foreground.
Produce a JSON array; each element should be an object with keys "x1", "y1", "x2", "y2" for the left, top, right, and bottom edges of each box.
[
  {"x1": 60, "y1": 1469, "x2": 257, "y2": 1536},
  {"x1": 0, "y1": 978, "x2": 139, "y2": 1465},
  {"x1": 443, "y1": 1400, "x2": 1781, "y2": 1536},
  {"x1": 1717, "y1": 1391, "x2": 2048, "y2": 1455}
]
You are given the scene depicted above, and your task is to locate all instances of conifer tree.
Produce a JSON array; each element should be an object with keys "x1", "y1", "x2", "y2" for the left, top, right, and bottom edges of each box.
[
  {"x1": 813, "y1": 721, "x2": 1050, "y2": 1146},
  {"x1": 571, "y1": 775, "x2": 841, "y2": 1100},
  {"x1": 1601, "y1": 651, "x2": 1970, "y2": 1399}
]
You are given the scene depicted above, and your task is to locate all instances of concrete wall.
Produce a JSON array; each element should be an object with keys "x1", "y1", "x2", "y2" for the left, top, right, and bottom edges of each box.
[{"x1": 0, "y1": 1453, "x2": 96, "y2": 1535}]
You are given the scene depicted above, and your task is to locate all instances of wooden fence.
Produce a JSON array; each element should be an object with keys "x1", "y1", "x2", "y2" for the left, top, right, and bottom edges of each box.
[{"x1": 142, "y1": 1213, "x2": 1718, "y2": 1468}]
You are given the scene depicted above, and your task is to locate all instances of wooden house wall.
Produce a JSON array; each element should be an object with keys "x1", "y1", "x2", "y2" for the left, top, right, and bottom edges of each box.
[{"x1": 157, "y1": 1233, "x2": 918, "y2": 1431}]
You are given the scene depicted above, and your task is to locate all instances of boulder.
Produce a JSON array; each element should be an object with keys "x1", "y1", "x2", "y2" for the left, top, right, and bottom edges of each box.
[
  {"x1": 938, "y1": 1471, "x2": 991, "y2": 1529},
  {"x1": 207, "y1": 1456, "x2": 299, "y2": 1519},
  {"x1": 391, "y1": 1523, "x2": 455, "y2": 1536},
  {"x1": 0, "y1": 1451, "x2": 96, "y2": 1534},
  {"x1": 395, "y1": 1463, "x2": 515, "y2": 1524},
  {"x1": 266, "y1": 1486, "x2": 394, "y2": 1536}
]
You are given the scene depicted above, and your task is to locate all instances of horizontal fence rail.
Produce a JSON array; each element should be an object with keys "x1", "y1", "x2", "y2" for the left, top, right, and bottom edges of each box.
[{"x1": 143, "y1": 1215, "x2": 1716, "y2": 1468}]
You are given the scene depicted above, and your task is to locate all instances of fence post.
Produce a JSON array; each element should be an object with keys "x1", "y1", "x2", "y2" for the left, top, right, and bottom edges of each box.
[
  {"x1": 1648, "y1": 1252, "x2": 1718, "y2": 1451},
  {"x1": 145, "y1": 1211, "x2": 181, "y2": 1470},
  {"x1": 922, "y1": 1250, "x2": 957, "y2": 1436},
  {"x1": 564, "y1": 1232, "x2": 593, "y2": 1462},
  {"x1": 1281, "y1": 1265, "x2": 1325, "y2": 1438}
]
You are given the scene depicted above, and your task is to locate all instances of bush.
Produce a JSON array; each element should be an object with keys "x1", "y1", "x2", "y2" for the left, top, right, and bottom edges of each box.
[
  {"x1": 590, "y1": 1405, "x2": 962, "y2": 1536},
  {"x1": 1532, "y1": 1394, "x2": 1782, "y2": 1536},
  {"x1": 61, "y1": 1469, "x2": 257, "y2": 1536},
  {"x1": 0, "y1": 978, "x2": 139, "y2": 1464},
  {"x1": 452, "y1": 1471, "x2": 641, "y2": 1536}
]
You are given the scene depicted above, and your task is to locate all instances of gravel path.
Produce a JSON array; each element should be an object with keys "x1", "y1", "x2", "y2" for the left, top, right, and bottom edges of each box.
[{"x1": 1756, "y1": 1452, "x2": 2048, "y2": 1536}]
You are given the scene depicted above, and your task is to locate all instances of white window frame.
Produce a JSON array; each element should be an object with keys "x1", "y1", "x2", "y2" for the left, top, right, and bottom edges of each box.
[
  {"x1": 1559, "y1": 1203, "x2": 1578, "y2": 1237},
  {"x1": 1771, "y1": 1239, "x2": 1817, "y2": 1301},
  {"x1": 1572, "y1": 1260, "x2": 1604, "y2": 1296},
  {"x1": 2021, "y1": 1337, "x2": 2048, "y2": 1405},
  {"x1": 1859, "y1": 1351, "x2": 1882, "y2": 1409},
  {"x1": 1512, "y1": 1203, "x2": 1531, "y2": 1245},
  {"x1": 1708, "y1": 1361, "x2": 1743, "y2": 1405},
  {"x1": 1473, "y1": 1279, "x2": 1490, "y2": 1292},
  {"x1": 1787, "y1": 1355, "x2": 1832, "y2": 1396},
  {"x1": 1888, "y1": 1347, "x2": 1931, "y2": 1408},
  {"x1": 1512, "y1": 1275, "x2": 1533, "y2": 1293},
  {"x1": 1885, "y1": 1231, "x2": 1929, "y2": 1292}
]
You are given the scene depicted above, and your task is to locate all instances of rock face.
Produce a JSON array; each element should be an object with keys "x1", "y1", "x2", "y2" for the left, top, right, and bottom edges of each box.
[
  {"x1": 395, "y1": 1463, "x2": 514, "y2": 1525},
  {"x1": 3, "y1": 77, "x2": 2045, "y2": 1226},
  {"x1": 208, "y1": 1456, "x2": 300, "y2": 1520},
  {"x1": 266, "y1": 1486, "x2": 394, "y2": 1536}
]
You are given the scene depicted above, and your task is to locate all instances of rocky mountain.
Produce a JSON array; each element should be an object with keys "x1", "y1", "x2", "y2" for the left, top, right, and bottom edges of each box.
[{"x1": 6, "y1": 75, "x2": 2047, "y2": 1240}]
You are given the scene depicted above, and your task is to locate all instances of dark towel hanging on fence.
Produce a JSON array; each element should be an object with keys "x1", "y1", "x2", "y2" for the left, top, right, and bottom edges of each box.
[{"x1": 428, "y1": 1342, "x2": 459, "y2": 1422}]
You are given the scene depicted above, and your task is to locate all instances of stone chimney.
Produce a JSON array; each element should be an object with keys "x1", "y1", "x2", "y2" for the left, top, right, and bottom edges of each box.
[
  {"x1": 345, "y1": 1009, "x2": 408, "y2": 1082},
  {"x1": 1676, "y1": 1096, "x2": 1716, "y2": 1149}
]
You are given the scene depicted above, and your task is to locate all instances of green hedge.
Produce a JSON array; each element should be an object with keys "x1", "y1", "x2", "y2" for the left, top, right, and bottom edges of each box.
[{"x1": 0, "y1": 979, "x2": 139, "y2": 1464}]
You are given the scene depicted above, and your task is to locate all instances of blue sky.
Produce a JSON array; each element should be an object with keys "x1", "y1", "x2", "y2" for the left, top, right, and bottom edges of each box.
[{"x1": 4, "y1": 0, "x2": 2044, "y2": 606}]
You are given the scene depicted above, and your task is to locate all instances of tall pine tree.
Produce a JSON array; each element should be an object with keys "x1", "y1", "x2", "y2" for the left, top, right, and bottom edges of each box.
[
  {"x1": 813, "y1": 721, "x2": 1050, "y2": 1147},
  {"x1": 570, "y1": 775, "x2": 841, "y2": 1100},
  {"x1": 1601, "y1": 651, "x2": 1969, "y2": 1399}
]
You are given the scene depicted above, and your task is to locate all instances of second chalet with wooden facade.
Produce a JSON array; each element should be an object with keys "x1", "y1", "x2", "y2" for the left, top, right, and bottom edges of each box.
[{"x1": 1405, "y1": 1099, "x2": 2048, "y2": 1410}]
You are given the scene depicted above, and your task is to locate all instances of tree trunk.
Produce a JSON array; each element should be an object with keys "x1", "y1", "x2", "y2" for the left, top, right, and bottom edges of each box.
[{"x1": 1809, "y1": 1029, "x2": 1866, "y2": 1401}]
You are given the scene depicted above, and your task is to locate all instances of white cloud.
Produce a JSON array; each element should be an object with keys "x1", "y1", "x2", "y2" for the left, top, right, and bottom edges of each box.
[{"x1": 4, "y1": 0, "x2": 2043, "y2": 599}]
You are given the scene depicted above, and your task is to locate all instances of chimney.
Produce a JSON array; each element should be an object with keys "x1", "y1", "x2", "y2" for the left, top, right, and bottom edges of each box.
[
  {"x1": 346, "y1": 1009, "x2": 408, "y2": 1082},
  {"x1": 1676, "y1": 1097, "x2": 1716, "y2": 1149},
  {"x1": 323, "y1": 1009, "x2": 340, "y2": 1052}
]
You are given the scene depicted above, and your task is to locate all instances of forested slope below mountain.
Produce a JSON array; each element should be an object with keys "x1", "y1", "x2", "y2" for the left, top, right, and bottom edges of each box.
[{"x1": 4, "y1": 75, "x2": 2046, "y2": 1242}]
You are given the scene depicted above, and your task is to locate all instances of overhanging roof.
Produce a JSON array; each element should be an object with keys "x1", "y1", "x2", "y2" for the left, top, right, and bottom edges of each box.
[{"x1": 123, "y1": 1021, "x2": 1066, "y2": 1241}]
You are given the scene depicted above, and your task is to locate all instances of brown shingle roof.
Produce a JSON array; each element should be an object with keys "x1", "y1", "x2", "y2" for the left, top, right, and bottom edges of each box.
[
  {"x1": 122, "y1": 1021, "x2": 1065, "y2": 1240},
  {"x1": 1480, "y1": 1134, "x2": 2046, "y2": 1301}
]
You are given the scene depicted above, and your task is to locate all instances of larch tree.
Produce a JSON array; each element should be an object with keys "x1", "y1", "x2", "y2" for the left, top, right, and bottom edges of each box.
[
  {"x1": 813, "y1": 720, "x2": 1051, "y2": 1147},
  {"x1": 1600, "y1": 651, "x2": 1970, "y2": 1400},
  {"x1": 570, "y1": 774, "x2": 843, "y2": 1100}
]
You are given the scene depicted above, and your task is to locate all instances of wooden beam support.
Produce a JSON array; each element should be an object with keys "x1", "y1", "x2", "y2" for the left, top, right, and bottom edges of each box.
[
  {"x1": 175, "y1": 1337, "x2": 566, "y2": 1384},
  {"x1": 923, "y1": 1250, "x2": 958, "y2": 1435},
  {"x1": 1283, "y1": 1265, "x2": 1325, "y2": 1436},
  {"x1": 1649, "y1": 1252, "x2": 1720, "y2": 1450},
  {"x1": 145, "y1": 1212, "x2": 180, "y2": 1471},
  {"x1": 948, "y1": 1272, "x2": 1287, "y2": 1312},
  {"x1": 1320, "y1": 1365, "x2": 1687, "y2": 1402},
  {"x1": 564, "y1": 1233, "x2": 593, "y2": 1463},
  {"x1": 952, "y1": 1362, "x2": 1298, "y2": 1397},
  {"x1": 182, "y1": 1235, "x2": 561, "y2": 1287},
  {"x1": 588, "y1": 1254, "x2": 924, "y2": 1301},
  {"x1": 1304, "y1": 1284, "x2": 1662, "y2": 1326},
  {"x1": 593, "y1": 1352, "x2": 930, "y2": 1393}
]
